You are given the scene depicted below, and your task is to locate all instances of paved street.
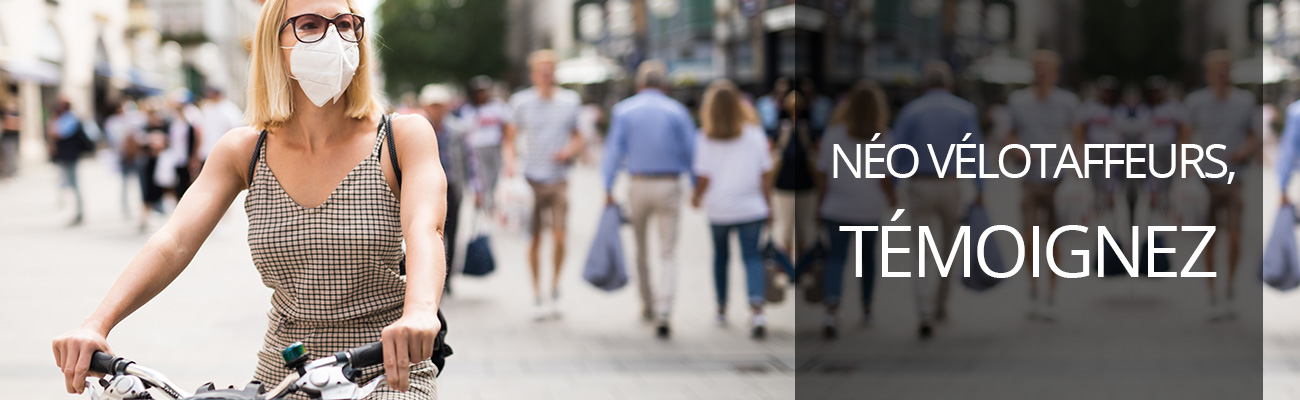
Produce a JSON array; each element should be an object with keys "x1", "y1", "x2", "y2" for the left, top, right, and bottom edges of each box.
[{"x1": 0, "y1": 156, "x2": 795, "y2": 399}]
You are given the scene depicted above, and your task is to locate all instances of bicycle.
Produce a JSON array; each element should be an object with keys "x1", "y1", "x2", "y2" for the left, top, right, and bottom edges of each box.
[{"x1": 84, "y1": 341, "x2": 389, "y2": 400}]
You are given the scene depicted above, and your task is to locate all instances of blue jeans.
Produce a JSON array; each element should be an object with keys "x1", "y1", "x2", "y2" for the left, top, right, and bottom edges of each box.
[
  {"x1": 824, "y1": 219, "x2": 877, "y2": 312},
  {"x1": 710, "y1": 219, "x2": 766, "y2": 308}
]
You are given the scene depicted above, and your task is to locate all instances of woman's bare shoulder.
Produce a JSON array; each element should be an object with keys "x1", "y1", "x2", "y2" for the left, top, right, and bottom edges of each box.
[
  {"x1": 390, "y1": 114, "x2": 437, "y2": 149},
  {"x1": 207, "y1": 126, "x2": 264, "y2": 187}
]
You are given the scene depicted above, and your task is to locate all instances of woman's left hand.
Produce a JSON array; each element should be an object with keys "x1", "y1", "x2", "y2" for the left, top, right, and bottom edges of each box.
[{"x1": 380, "y1": 312, "x2": 441, "y2": 392}]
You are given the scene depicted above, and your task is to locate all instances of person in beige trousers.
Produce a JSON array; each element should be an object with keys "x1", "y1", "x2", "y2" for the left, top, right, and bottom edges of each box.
[{"x1": 602, "y1": 61, "x2": 698, "y2": 338}]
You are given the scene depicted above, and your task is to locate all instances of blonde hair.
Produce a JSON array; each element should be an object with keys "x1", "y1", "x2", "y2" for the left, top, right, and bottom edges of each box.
[
  {"x1": 246, "y1": 0, "x2": 385, "y2": 130},
  {"x1": 1031, "y1": 49, "x2": 1061, "y2": 67},
  {"x1": 701, "y1": 79, "x2": 757, "y2": 140},
  {"x1": 527, "y1": 49, "x2": 558, "y2": 67},
  {"x1": 832, "y1": 81, "x2": 888, "y2": 141}
]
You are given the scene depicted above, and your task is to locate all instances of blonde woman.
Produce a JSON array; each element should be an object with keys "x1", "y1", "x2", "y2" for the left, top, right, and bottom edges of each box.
[
  {"x1": 813, "y1": 81, "x2": 894, "y2": 339},
  {"x1": 52, "y1": 0, "x2": 447, "y2": 398},
  {"x1": 691, "y1": 80, "x2": 774, "y2": 339}
]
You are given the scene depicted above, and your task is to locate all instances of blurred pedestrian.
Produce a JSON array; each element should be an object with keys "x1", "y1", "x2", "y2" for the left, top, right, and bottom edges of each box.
[
  {"x1": 47, "y1": 99, "x2": 96, "y2": 226},
  {"x1": 102, "y1": 100, "x2": 144, "y2": 219},
  {"x1": 576, "y1": 94, "x2": 604, "y2": 165},
  {"x1": 1007, "y1": 50, "x2": 1078, "y2": 321},
  {"x1": 460, "y1": 75, "x2": 514, "y2": 211},
  {"x1": 159, "y1": 90, "x2": 201, "y2": 199},
  {"x1": 891, "y1": 61, "x2": 984, "y2": 339},
  {"x1": 198, "y1": 87, "x2": 245, "y2": 170},
  {"x1": 755, "y1": 77, "x2": 789, "y2": 136},
  {"x1": 691, "y1": 79, "x2": 772, "y2": 340},
  {"x1": 1185, "y1": 50, "x2": 1257, "y2": 320},
  {"x1": 504, "y1": 49, "x2": 585, "y2": 321},
  {"x1": 814, "y1": 81, "x2": 894, "y2": 338},
  {"x1": 1, "y1": 100, "x2": 20, "y2": 178},
  {"x1": 1074, "y1": 75, "x2": 1124, "y2": 213},
  {"x1": 769, "y1": 87, "x2": 819, "y2": 273},
  {"x1": 800, "y1": 77, "x2": 833, "y2": 134},
  {"x1": 421, "y1": 83, "x2": 475, "y2": 295},
  {"x1": 138, "y1": 105, "x2": 170, "y2": 232},
  {"x1": 602, "y1": 60, "x2": 696, "y2": 336}
]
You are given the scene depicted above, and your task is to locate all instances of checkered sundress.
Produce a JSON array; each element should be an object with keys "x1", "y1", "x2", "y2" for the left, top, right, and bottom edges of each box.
[{"x1": 245, "y1": 116, "x2": 438, "y2": 399}]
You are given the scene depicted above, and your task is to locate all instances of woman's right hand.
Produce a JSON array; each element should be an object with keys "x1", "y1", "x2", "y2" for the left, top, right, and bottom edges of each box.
[{"x1": 52, "y1": 323, "x2": 111, "y2": 394}]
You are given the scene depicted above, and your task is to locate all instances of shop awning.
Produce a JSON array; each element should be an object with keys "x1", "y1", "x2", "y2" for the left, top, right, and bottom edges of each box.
[
  {"x1": 556, "y1": 55, "x2": 626, "y2": 85},
  {"x1": 1, "y1": 58, "x2": 61, "y2": 85}
]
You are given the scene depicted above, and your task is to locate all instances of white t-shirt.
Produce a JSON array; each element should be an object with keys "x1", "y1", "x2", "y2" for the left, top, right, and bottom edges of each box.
[
  {"x1": 1008, "y1": 87, "x2": 1079, "y2": 182},
  {"x1": 461, "y1": 99, "x2": 515, "y2": 148},
  {"x1": 1075, "y1": 100, "x2": 1124, "y2": 145},
  {"x1": 693, "y1": 124, "x2": 772, "y2": 225},
  {"x1": 510, "y1": 87, "x2": 582, "y2": 183},
  {"x1": 199, "y1": 99, "x2": 244, "y2": 160},
  {"x1": 816, "y1": 125, "x2": 888, "y2": 224},
  {"x1": 1185, "y1": 87, "x2": 1256, "y2": 181}
]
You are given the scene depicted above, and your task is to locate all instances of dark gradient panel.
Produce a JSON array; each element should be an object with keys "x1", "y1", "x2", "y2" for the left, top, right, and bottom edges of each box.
[{"x1": 792, "y1": 1, "x2": 1265, "y2": 398}]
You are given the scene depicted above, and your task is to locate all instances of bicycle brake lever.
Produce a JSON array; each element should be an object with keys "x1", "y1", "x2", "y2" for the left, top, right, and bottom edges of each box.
[{"x1": 352, "y1": 375, "x2": 385, "y2": 400}]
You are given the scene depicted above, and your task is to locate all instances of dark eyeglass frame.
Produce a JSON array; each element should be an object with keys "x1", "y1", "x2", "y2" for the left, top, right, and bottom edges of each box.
[{"x1": 279, "y1": 13, "x2": 366, "y2": 44}]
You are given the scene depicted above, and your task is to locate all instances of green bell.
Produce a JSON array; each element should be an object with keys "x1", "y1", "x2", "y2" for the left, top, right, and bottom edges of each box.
[{"x1": 280, "y1": 342, "x2": 307, "y2": 367}]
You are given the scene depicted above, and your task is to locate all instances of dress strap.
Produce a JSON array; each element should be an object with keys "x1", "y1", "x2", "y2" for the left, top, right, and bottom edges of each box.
[
  {"x1": 248, "y1": 129, "x2": 268, "y2": 189},
  {"x1": 383, "y1": 113, "x2": 402, "y2": 188}
]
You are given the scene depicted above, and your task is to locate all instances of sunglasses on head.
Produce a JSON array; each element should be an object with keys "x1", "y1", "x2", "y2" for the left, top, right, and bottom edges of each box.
[{"x1": 280, "y1": 13, "x2": 365, "y2": 44}]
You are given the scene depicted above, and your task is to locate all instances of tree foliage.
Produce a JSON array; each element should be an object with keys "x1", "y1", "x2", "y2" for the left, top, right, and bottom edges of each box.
[{"x1": 375, "y1": 0, "x2": 509, "y2": 95}]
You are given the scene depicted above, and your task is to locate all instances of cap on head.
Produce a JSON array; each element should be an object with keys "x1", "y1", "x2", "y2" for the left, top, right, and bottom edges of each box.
[
  {"x1": 469, "y1": 75, "x2": 494, "y2": 92},
  {"x1": 420, "y1": 84, "x2": 454, "y2": 105}
]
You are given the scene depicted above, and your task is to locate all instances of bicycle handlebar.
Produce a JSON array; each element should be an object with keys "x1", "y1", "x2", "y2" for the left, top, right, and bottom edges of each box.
[
  {"x1": 345, "y1": 341, "x2": 384, "y2": 369},
  {"x1": 88, "y1": 351, "x2": 127, "y2": 375}
]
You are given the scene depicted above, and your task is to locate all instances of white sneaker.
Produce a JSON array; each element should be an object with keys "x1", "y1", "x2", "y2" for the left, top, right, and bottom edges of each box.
[
  {"x1": 550, "y1": 294, "x2": 563, "y2": 319},
  {"x1": 715, "y1": 313, "x2": 727, "y2": 327},
  {"x1": 1039, "y1": 303, "x2": 1057, "y2": 322},
  {"x1": 533, "y1": 299, "x2": 548, "y2": 322},
  {"x1": 1221, "y1": 300, "x2": 1237, "y2": 320}
]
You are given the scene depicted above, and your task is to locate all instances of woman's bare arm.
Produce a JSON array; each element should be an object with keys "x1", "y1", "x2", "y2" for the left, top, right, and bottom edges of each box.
[
  {"x1": 381, "y1": 114, "x2": 447, "y2": 392},
  {"x1": 52, "y1": 127, "x2": 257, "y2": 394}
]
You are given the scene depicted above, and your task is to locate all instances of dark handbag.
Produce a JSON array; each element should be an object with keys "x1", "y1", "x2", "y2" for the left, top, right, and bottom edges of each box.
[
  {"x1": 761, "y1": 240, "x2": 793, "y2": 303},
  {"x1": 797, "y1": 242, "x2": 828, "y2": 303},
  {"x1": 463, "y1": 235, "x2": 496, "y2": 276},
  {"x1": 961, "y1": 205, "x2": 1008, "y2": 291},
  {"x1": 1138, "y1": 235, "x2": 1172, "y2": 276}
]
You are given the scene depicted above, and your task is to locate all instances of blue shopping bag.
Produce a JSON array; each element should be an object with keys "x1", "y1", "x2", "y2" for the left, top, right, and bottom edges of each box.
[
  {"x1": 583, "y1": 204, "x2": 629, "y2": 291},
  {"x1": 1264, "y1": 204, "x2": 1300, "y2": 291},
  {"x1": 961, "y1": 204, "x2": 1007, "y2": 291}
]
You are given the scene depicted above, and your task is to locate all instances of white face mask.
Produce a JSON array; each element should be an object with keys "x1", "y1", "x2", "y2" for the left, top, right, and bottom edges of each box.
[{"x1": 282, "y1": 25, "x2": 360, "y2": 107}]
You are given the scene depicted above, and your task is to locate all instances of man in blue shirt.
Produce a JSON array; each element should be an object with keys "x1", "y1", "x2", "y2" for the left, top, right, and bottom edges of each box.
[
  {"x1": 892, "y1": 60, "x2": 984, "y2": 339},
  {"x1": 602, "y1": 60, "x2": 696, "y2": 338}
]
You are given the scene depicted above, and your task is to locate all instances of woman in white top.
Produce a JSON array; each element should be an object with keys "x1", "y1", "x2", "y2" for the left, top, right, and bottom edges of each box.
[
  {"x1": 691, "y1": 80, "x2": 774, "y2": 339},
  {"x1": 814, "y1": 81, "x2": 894, "y2": 339}
]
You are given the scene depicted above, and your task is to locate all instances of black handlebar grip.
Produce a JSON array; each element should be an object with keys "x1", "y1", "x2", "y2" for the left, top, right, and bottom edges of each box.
[
  {"x1": 88, "y1": 351, "x2": 118, "y2": 375},
  {"x1": 348, "y1": 341, "x2": 385, "y2": 369}
]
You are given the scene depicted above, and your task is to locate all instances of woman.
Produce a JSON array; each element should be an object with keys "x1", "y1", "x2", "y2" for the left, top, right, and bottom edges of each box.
[
  {"x1": 813, "y1": 81, "x2": 894, "y2": 339},
  {"x1": 52, "y1": 1, "x2": 448, "y2": 398},
  {"x1": 691, "y1": 80, "x2": 773, "y2": 339}
]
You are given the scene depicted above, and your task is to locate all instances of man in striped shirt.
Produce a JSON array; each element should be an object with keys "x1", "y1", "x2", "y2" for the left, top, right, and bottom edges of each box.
[{"x1": 504, "y1": 49, "x2": 585, "y2": 321}]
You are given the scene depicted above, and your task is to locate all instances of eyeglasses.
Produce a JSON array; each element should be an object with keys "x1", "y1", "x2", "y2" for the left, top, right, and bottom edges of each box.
[{"x1": 279, "y1": 13, "x2": 365, "y2": 44}]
